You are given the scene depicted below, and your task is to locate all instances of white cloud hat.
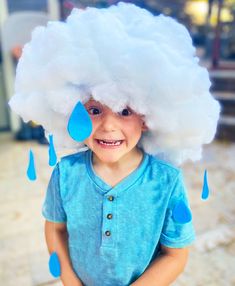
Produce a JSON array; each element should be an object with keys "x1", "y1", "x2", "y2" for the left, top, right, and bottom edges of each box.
[{"x1": 9, "y1": 2, "x2": 220, "y2": 165}]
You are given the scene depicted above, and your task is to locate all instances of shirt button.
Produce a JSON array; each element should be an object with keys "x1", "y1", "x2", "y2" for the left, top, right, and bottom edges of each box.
[
  {"x1": 107, "y1": 213, "x2": 113, "y2": 219},
  {"x1": 105, "y1": 230, "x2": 111, "y2": 236},
  {"x1": 108, "y1": 195, "x2": 114, "y2": 201}
]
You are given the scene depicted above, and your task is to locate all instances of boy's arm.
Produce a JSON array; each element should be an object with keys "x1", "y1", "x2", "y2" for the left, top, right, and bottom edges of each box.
[
  {"x1": 130, "y1": 245, "x2": 189, "y2": 286},
  {"x1": 44, "y1": 220, "x2": 83, "y2": 286}
]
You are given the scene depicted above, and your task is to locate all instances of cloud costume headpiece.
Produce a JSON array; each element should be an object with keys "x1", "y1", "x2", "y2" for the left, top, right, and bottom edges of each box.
[{"x1": 9, "y1": 2, "x2": 220, "y2": 165}]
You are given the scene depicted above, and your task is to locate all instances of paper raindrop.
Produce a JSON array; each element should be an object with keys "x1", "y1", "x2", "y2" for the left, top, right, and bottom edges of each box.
[
  {"x1": 201, "y1": 169, "x2": 210, "y2": 200},
  {"x1": 49, "y1": 252, "x2": 61, "y2": 278},
  {"x1": 67, "y1": 101, "x2": 92, "y2": 142},
  {"x1": 27, "y1": 149, "x2": 36, "y2": 181},
  {"x1": 48, "y1": 134, "x2": 57, "y2": 166},
  {"x1": 172, "y1": 200, "x2": 192, "y2": 223}
]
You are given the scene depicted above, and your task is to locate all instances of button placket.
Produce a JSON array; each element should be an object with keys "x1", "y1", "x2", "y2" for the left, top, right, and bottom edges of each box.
[
  {"x1": 101, "y1": 193, "x2": 116, "y2": 247},
  {"x1": 107, "y1": 195, "x2": 114, "y2": 201},
  {"x1": 107, "y1": 213, "x2": 113, "y2": 219}
]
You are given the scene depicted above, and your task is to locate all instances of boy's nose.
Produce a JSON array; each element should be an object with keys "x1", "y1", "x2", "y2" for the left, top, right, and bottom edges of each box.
[{"x1": 101, "y1": 111, "x2": 119, "y2": 132}]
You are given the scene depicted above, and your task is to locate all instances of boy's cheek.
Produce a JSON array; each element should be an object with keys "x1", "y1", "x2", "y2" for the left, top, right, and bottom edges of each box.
[
  {"x1": 83, "y1": 138, "x2": 90, "y2": 147},
  {"x1": 84, "y1": 136, "x2": 95, "y2": 149}
]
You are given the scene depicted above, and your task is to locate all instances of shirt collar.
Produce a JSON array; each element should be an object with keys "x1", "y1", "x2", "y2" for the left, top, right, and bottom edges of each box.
[{"x1": 85, "y1": 149, "x2": 149, "y2": 195}]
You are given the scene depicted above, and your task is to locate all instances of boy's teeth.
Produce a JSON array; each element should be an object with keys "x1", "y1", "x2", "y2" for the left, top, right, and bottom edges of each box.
[{"x1": 98, "y1": 140, "x2": 122, "y2": 146}]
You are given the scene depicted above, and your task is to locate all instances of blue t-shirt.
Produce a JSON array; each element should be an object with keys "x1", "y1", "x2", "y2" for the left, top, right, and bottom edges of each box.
[{"x1": 42, "y1": 149, "x2": 195, "y2": 286}]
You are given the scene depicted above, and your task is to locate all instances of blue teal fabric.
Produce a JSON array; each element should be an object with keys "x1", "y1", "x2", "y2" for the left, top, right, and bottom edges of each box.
[{"x1": 42, "y1": 149, "x2": 195, "y2": 286}]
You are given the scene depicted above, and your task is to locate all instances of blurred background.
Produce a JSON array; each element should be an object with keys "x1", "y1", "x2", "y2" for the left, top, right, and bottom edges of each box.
[{"x1": 0, "y1": 0, "x2": 234, "y2": 285}]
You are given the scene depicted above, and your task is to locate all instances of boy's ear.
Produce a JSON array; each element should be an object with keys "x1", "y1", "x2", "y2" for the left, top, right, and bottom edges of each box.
[{"x1": 142, "y1": 121, "x2": 148, "y2": 132}]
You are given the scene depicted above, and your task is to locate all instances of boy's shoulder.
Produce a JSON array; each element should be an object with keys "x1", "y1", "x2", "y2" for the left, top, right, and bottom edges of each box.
[
  {"x1": 146, "y1": 153, "x2": 181, "y2": 179},
  {"x1": 58, "y1": 149, "x2": 88, "y2": 167}
]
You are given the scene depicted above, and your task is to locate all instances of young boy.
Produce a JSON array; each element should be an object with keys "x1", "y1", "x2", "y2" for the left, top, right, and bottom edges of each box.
[
  {"x1": 43, "y1": 97, "x2": 194, "y2": 286},
  {"x1": 9, "y1": 2, "x2": 220, "y2": 286}
]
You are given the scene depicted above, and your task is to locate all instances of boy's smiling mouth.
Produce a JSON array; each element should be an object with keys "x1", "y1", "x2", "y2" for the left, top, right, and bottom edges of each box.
[{"x1": 95, "y1": 139, "x2": 124, "y2": 147}]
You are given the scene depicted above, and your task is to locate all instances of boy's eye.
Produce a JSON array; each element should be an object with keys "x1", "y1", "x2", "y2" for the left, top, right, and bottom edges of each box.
[
  {"x1": 118, "y1": 108, "x2": 132, "y2": 117},
  {"x1": 87, "y1": 107, "x2": 101, "y2": 115}
]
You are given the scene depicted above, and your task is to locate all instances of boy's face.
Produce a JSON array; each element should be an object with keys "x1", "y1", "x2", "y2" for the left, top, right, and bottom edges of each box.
[{"x1": 84, "y1": 99, "x2": 148, "y2": 164}]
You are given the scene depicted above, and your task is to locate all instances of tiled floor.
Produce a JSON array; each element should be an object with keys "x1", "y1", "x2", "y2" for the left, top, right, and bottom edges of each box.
[{"x1": 0, "y1": 132, "x2": 234, "y2": 286}]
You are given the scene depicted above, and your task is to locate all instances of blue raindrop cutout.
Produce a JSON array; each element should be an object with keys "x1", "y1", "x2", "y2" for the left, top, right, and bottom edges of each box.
[
  {"x1": 172, "y1": 200, "x2": 192, "y2": 224},
  {"x1": 67, "y1": 101, "x2": 92, "y2": 142},
  {"x1": 49, "y1": 252, "x2": 61, "y2": 278},
  {"x1": 27, "y1": 149, "x2": 36, "y2": 181},
  {"x1": 48, "y1": 134, "x2": 57, "y2": 166},
  {"x1": 201, "y1": 169, "x2": 210, "y2": 200}
]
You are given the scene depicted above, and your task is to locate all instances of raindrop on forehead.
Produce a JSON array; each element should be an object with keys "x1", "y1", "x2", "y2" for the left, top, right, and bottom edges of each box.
[{"x1": 67, "y1": 101, "x2": 92, "y2": 142}]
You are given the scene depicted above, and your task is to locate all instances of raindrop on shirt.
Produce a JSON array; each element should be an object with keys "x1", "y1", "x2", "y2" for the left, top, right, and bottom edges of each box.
[
  {"x1": 49, "y1": 252, "x2": 61, "y2": 278},
  {"x1": 172, "y1": 200, "x2": 192, "y2": 223},
  {"x1": 27, "y1": 149, "x2": 36, "y2": 181},
  {"x1": 67, "y1": 101, "x2": 92, "y2": 142},
  {"x1": 201, "y1": 169, "x2": 210, "y2": 200},
  {"x1": 48, "y1": 134, "x2": 57, "y2": 166}
]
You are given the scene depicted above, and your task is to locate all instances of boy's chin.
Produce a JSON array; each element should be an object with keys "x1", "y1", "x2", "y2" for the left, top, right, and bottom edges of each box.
[{"x1": 93, "y1": 152, "x2": 124, "y2": 165}]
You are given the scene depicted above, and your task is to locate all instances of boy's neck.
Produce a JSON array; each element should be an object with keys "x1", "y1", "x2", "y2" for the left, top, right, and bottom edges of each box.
[
  {"x1": 93, "y1": 147, "x2": 143, "y2": 171},
  {"x1": 91, "y1": 147, "x2": 144, "y2": 187}
]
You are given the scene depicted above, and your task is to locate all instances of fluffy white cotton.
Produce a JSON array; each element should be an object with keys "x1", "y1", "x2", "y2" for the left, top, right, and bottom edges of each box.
[{"x1": 9, "y1": 2, "x2": 220, "y2": 165}]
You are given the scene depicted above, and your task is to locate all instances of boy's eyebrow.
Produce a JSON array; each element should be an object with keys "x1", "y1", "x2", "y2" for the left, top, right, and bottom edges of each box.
[{"x1": 85, "y1": 100, "x2": 101, "y2": 105}]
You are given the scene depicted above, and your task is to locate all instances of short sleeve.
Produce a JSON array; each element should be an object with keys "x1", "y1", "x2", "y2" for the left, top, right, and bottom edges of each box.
[
  {"x1": 160, "y1": 171, "x2": 195, "y2": 248},
  {"x1": 42, "y1": 164, "x2": 67, "y2": 223}
]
